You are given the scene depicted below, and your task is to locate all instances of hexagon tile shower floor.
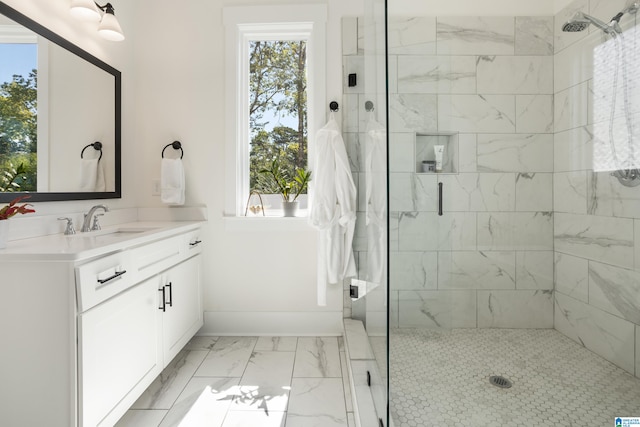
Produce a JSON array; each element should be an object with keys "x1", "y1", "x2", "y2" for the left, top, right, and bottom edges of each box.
[{"x1": 386, "y1": 328, "x2": 640, "y2": 426}]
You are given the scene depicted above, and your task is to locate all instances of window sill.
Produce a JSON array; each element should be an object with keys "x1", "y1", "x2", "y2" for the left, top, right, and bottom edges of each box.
[{"x1": 223, "y1": 214, "x2": 314, "y2": 232}]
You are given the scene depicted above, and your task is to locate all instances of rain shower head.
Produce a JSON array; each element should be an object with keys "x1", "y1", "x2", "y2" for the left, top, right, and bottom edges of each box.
[
  {"x1": 562, "y1": 19, "x2": 589, "y2": 32},
  {"x1": 562, "y1": 11, "x2": 616, "y2": 34}
]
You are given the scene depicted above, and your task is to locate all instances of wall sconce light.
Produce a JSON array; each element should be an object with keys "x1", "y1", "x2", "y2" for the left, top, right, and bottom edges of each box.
[{"x1": 70, "y1": 0, "x2": 125, "y2": 42}]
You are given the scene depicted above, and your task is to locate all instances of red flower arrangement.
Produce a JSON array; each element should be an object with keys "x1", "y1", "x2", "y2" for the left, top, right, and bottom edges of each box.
[{"x1": 0, "y1": 196, "x2": 35, "y2": 220}]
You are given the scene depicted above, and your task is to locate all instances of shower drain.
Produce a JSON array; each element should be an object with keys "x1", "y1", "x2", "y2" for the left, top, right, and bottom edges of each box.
[{"x1": 489, "y1": 375, "x2": 513, "y2": 389}]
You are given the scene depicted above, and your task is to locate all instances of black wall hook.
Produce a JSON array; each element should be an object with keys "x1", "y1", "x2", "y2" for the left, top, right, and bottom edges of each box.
[
  {"x1": 80, "y1": 141, "x2": 103, "y2": 161},
  {"x1": 329, "y1": 101, "x2": 339, "y2": 112},
  {"x1": 365, "y1": 101, "x2": 374, "y2": 112},
  {"x1": 162, "y1": 140, "x2": 184, "y2": 159}
]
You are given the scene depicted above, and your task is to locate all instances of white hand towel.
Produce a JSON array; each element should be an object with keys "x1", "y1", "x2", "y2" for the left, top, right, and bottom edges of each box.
[
  {"x1": 95, "y1": 161, "x2": 106, "y2": 192},
  {"x1": 161, "y1": 158, "x2": 185, "y2": 205},
  {"x1": 79, "y1": 158, "x2": 99, "y2": 192}
]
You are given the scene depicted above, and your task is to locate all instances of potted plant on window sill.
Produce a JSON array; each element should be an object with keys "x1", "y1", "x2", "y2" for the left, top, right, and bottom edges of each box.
[{"x1": 259, "y1": 158, "x2": 311, "y2": 217}]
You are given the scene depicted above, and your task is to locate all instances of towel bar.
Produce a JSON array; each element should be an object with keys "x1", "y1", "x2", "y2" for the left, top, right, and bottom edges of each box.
[
  {"x1": 80, "y1": 142, "x2": 103, "y2": 161},
  {"x1": 162, "y1": 141, "x2": 184, "y2": 159}
]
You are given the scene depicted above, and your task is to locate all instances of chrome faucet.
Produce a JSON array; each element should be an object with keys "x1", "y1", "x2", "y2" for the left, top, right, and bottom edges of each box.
[{"x1": 81, "y1": 205, "x2": 109, "y2": 232}]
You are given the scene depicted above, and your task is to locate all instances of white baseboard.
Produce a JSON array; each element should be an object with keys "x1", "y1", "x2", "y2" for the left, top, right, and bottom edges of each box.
[{"x1": 199, "y1": 311, "x2": 344, "y2": 336}]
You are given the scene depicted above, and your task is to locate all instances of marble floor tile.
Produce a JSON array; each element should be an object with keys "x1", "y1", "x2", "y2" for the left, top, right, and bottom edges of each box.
[
  {"x1": 231, "y1": 385, "x2": 290, "y2": 413},
  {"x1": 159, "y1": 377, "x2": 240, "y2": 427},
  {"x1": 254, "y1": 336, "x2": 298, "y2": 352},
  {"x1": 122, "y1": 335, "x2": 355, "y2": 427},
  {"x1": 194, "y1": 337, "x2": 257, "y2": 377},
  {"x1": 241, "y1": 351, "x2": 295, "y2": 384},
  {"x1": 131, "y1": 350, "x2": 208, "y2": 410},
  {"x1": 287, "y1": 378, "x2": 348, "y2": 427},
  {"x1": 293, "y1": 337, "x2": 342, "y2": 378},
  {"x1": 184, "y1": 336, "x2": 219, "y2": 351},
  {"x1": 231, "y1": 351, "x2": 295, "y2": 412},
  {"x1": 115, "y1": 410, "x2": 167, "y2": 427},
  {"x1": 221, "y1": 411, "x2": 287, "y2": 427}
]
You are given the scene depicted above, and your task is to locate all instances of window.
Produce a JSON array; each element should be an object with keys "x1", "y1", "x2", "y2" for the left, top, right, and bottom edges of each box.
[
  {"x1": 249, "y1": 40, "x2": 308, "y2": 209},
  {"x1": 223, "y1": 5, "x2": 326, "y2": 216},
  {"x1": 0, "y1": 26, "x2": 38, "y2": 192}
]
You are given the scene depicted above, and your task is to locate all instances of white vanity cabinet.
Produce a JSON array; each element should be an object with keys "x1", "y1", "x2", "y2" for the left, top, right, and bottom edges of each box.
[
  {"x1": 158, "y1": 255, "x2": 202, "y2": 364},
  {"x1": 79, "y1": 275, "x2": 161, "y2": 427},
  {"x1": 0, "y1": 222, "x2": 204, "y2": 427}
]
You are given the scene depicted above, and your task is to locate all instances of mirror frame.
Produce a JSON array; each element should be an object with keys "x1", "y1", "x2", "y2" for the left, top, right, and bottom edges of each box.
[{"x1": 0, "y1": 2, "x2": 121, "y2": 202}]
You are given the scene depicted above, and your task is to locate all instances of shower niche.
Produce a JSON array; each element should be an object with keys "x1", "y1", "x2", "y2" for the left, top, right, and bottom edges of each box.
[{"x1": 415, "y1": 132, "x2": 459, "y2": 174}]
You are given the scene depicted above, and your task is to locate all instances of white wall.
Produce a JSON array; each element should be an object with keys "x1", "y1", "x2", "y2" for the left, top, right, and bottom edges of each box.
[{"x1": 133, "y1": 0, "x2": 364, "y2": 335}]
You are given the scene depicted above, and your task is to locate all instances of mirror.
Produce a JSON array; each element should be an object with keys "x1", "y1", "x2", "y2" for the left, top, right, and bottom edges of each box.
[{"x1": 0, "y1": 2, "x2": 121, "y2": 202}]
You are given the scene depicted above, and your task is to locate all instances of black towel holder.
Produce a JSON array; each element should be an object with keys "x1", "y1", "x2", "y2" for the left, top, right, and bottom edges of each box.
[
  {"x1": 80, "y1": 141, "x2": 103, "y2": 161},
  {"x1": 162, "y1": 140, "x2": 184, "y2": 159},
  {"x1": 365, "y1": 101, "x2": 374, "y2": 112},
  {"x1": 329, "y1": 101, "x2": 339, "y2": 112}
]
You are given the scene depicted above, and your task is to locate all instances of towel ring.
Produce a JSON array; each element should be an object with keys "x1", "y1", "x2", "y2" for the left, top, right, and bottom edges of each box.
[
  {"x1": 80, "y1": 141, "x2": 103, "y2": 161},
  {"x1": 162, "y1": 141, "x2": 184, "y2": 159},
  {"x1": 329, "y1": 101, "x2": 339, "y2": 112},
  {"x1": 365, "y1": 101, "x2": 374, "y2": 112}
]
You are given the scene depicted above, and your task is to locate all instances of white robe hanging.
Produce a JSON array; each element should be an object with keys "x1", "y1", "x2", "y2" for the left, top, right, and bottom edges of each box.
[
  {"x1": 309, "y1": 115, "x2": 357, "y2": 306},
  {"x1": 365, "y1": 112, "x2": 387, "y2": 288}
]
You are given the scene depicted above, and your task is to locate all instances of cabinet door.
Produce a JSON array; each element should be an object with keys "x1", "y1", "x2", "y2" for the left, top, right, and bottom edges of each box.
[
  {"x1": 79, "y1": 276, "x2": 161, "y2": 427},
  {"x1": 161, "y1": 255, "x2": 202, "y2": 364}
]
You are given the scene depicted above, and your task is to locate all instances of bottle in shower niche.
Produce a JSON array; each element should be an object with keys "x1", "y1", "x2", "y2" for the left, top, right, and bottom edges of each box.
[
  {"x1": 434, "y1": 145, "x2": 444, "y2": 172},
  {"x1": 421, "y1": 160, "x2": 436, "y2": 173}
]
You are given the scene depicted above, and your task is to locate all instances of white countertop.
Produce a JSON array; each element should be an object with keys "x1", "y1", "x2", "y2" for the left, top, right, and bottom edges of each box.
[{"x1": 0, "y1": 221, "x2": 205, "y2": 262}]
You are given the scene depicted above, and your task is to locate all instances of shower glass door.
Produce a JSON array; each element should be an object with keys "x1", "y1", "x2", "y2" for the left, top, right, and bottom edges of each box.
[
  {"x1": 386, "y1": 8, "x2": 460, "y2": 426},
  {"x1": 386, "y1": 1, "x2": 557, "y2": 426},
  {"x1": 343, "y1": 0, "x2": 389, "y2": 424}
]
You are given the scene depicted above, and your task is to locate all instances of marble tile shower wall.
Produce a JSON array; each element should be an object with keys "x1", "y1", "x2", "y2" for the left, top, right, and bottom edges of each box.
[
  {"x1": 553, "y1": 0, "x2": 640, "y2": 378},
  {"x1": 342, "y1": 15, "x2": 555, "y2": 331}
]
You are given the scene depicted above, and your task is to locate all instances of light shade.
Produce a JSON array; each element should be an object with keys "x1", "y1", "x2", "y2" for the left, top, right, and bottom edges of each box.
[
  {"x1": 97, "y1": 8, "x2": 125, "y2": 41},
  {"x1": 70, "y1": 0, "x2": 101, "y2": 22}
]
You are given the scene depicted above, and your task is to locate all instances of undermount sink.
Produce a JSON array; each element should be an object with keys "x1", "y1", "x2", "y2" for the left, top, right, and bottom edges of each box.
[
  {"x1": 69, "y1": 226, "x2": 160, "y2": 238},
  {"x1": 104, "y1": 227, "x2": 157, "y2": 235}
]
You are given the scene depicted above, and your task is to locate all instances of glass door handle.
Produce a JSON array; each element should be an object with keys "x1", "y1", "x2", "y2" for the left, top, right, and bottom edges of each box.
[{"x1": 438, "y1": 182, "x2": 443, "y2": 216}]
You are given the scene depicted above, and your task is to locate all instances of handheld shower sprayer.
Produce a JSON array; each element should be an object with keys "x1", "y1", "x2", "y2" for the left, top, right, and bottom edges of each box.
[{"x1": 561, "y1": 2, "x2": 640, "y2": 187}]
